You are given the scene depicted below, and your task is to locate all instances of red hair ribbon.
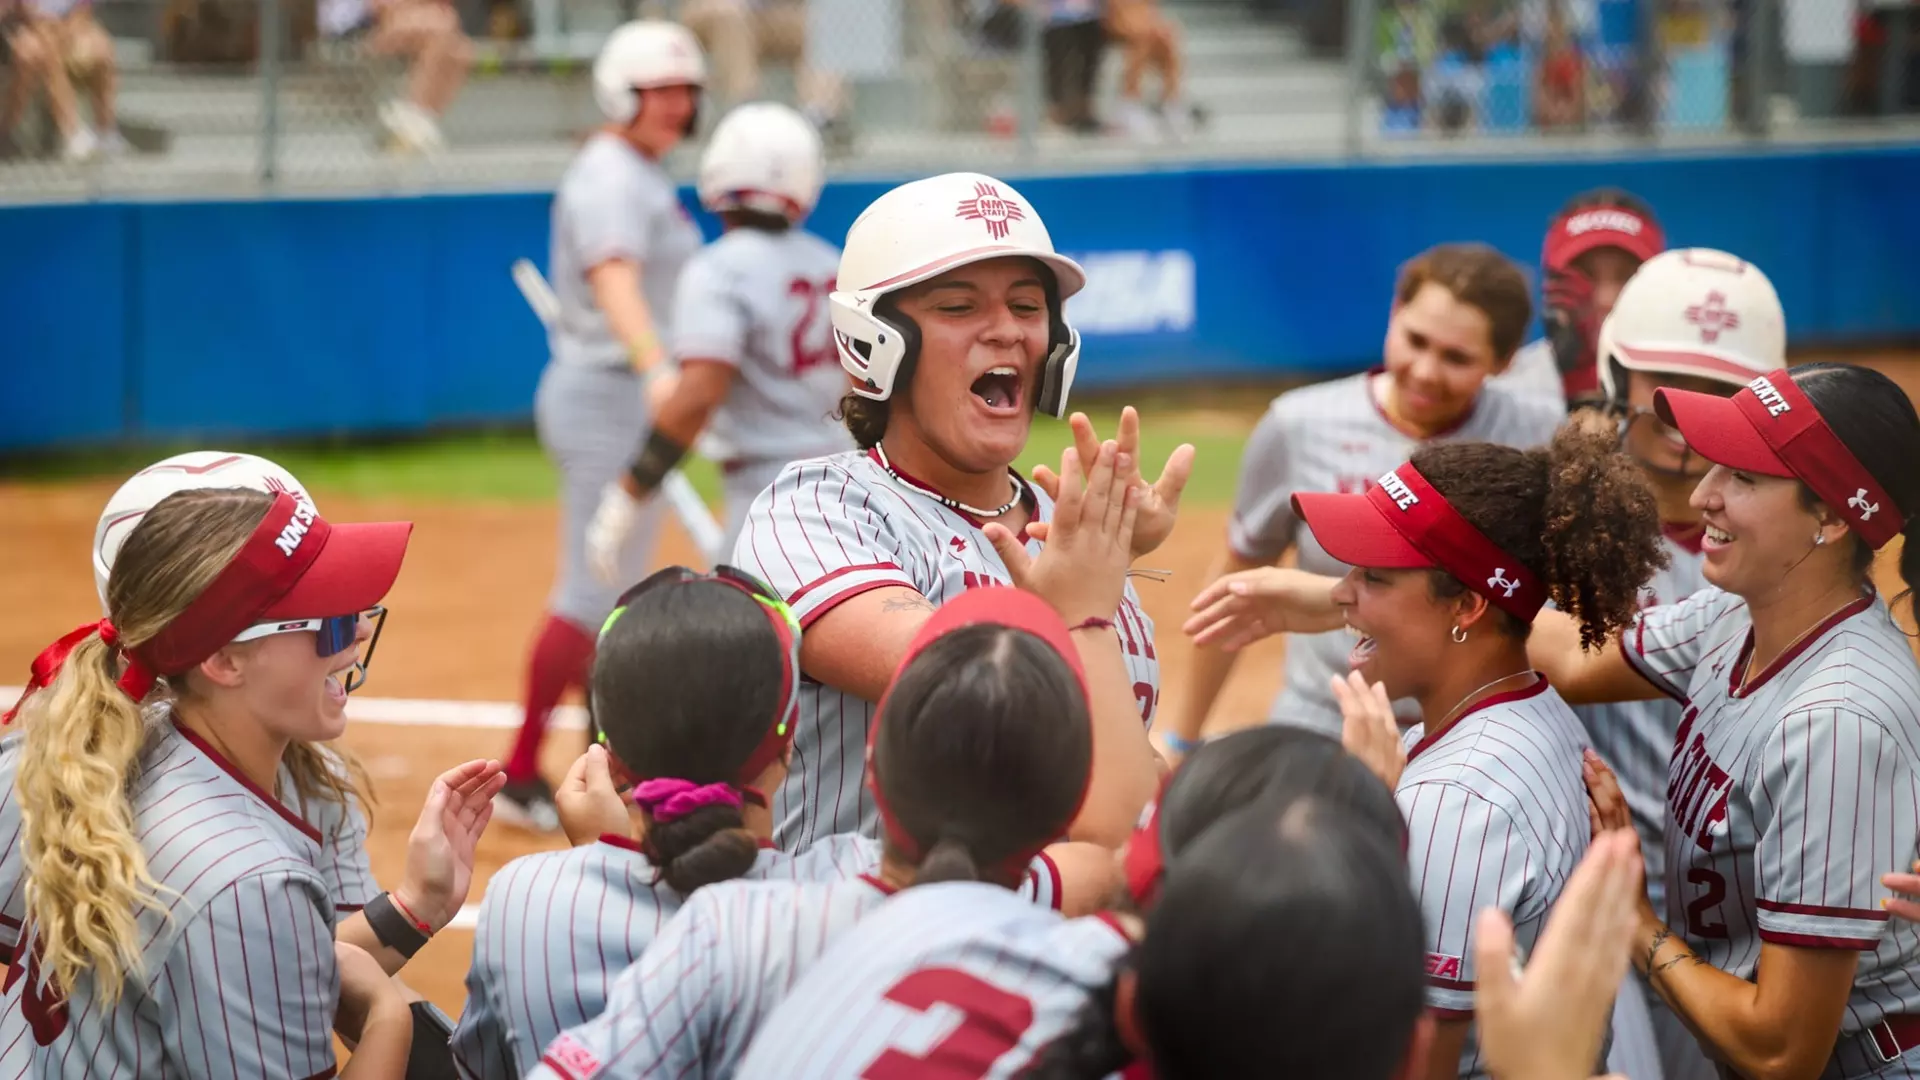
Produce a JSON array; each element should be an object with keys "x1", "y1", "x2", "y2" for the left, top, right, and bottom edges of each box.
[
  {"x1": 633, "y1": 778, "x2": 744, "y2": 823},
  {"x1": 1, "y1": 620, "x2": 157, "y2": 726}
]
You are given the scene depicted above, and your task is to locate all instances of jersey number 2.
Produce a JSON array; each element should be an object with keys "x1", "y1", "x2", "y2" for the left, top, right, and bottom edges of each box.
[
  {"x1": 1685, "y1": 868, "x2": 1729, "y2": 940},
  {"x1": 861, "y1": 968, "x2": 1035, "y2": 1079},
  {"x1": 789, "y1": 277, "x2": 839, "y2": 375}
]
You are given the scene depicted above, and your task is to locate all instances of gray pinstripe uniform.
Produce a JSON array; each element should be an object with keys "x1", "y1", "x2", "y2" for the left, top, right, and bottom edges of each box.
[
  {"x1": 730, "y1": 882, "x2": 1131, "y2": 1080},
  {"x1": 733, "y1": 451, "x2": 1160, "y2": 851},
  {"x1": 1397, "y1": 679, "x2": 1594, "y2": 1080},
  {"x1": 461, "y1": 833, "x2": 1063, "y2": 1080},
  {"x1": 5, "y1": 720, "x2": 342, "y2": 1079},
  {"x1": 1227, "y1": 373, "x2": 1563, "y2": 736},
  {"x1": 669, "y1": 226, "x2": 854, "y2": 560},
  {"x1": 540, "y1": 132, "x2": 702, "y2": 629},
  {"x1": 1625, "y1": 587, "x2": 1920, "y2": 1079}
]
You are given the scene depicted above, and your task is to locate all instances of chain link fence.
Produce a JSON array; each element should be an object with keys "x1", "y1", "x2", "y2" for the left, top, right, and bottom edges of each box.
[{"x1": 2, "y1": 0, "x2": 1919, "y2": 199}]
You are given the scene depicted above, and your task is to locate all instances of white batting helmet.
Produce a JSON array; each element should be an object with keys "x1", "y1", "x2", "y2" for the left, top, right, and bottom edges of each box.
[
  {"x1": 1598, "y1": 248, "x2": 1786, "y2": 402},
  {"x1": 592, "y1": 21, "x2": 705, "y2": 126},
  {"x1": 93, "y1": 451, "x2": 316, "y2": 612},
  {"x1": 830, "y1": 172, "x2": 1086, "y2": 418},
  {"x1": 697, "y1": 102, "x2": 825, "y2": 222}
]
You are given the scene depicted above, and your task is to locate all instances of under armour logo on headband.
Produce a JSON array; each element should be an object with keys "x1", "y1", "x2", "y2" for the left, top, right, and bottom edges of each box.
[
  {"x1": 1849, "y1": 490, "x2": 1880, "y2": 520},
  {"x1": 1487, "y1": 569, "x2": 1521, "y2": 598},
  {"x1": 1748, "y1": 376, "x2": 1791, "y2": 418}
]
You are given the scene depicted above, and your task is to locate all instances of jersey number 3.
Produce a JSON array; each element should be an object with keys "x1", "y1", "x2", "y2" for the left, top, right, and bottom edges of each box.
[
  {"x1": 789, "y1": 277, "x2": 839, "y2": 375},
  {"x1": 861, "y1": 968, "x2": 1035, "y2": 1079}
]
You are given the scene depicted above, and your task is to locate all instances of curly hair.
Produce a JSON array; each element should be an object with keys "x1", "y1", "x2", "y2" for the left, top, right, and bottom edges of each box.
[
  {"x1": 835, "y1": 391, "x2": 889, "y2": 450},
  {"x1": 1411, "y1": 423, "x2": 1667, "y2": 649}
]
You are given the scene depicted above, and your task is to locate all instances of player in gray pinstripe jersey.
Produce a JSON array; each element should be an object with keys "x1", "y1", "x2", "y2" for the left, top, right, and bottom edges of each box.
[
  {"x1": 499, "y1": 20, "x2": 708, "y2": 832},
  {"x1": 583, "y1": 102, "x2": 852, "y2": 584},
  {"x1": 732, "y1": 172, "x2": 1177, "y2": 852},
  {"x1": 1277, "y1": 427, "x2": 1665, "y2": 1079},
  {"x1": 1533, "y1": 363, "x2": 1920, "y2": 1080},
  {"x1": 1165, "y1": 244, "x2": 1561, "y2": 754},
  {"x1": 3, "y1": 488, "x2": 505, "y2": 1079},
  {"x1": 451, "y1": 568, "x2": 1094, "y2": 1079},
  {"x1": 525, "y1": 581, "x2": 1127, "y2": 1080}
]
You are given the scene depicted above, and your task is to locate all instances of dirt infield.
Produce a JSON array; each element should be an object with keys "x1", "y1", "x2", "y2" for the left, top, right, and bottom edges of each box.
[{"x1": 2, "y1": 353, "x2": 1915, "y2": 1017}]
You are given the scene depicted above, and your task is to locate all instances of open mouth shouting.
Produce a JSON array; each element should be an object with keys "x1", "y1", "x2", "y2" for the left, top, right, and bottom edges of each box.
[
  {"x1": 970, "y1": 365, "x2": 1025, "y2": 416},
  {"x1": 1702, "y1": 521, "x2": 1735, "y2": 554},
  {"x1": 1346, "y1": 621, "x2": 1378, "y2": 671}
]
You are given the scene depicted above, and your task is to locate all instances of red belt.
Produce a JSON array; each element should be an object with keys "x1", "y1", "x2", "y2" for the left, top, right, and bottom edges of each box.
[{"x1": 1869, "y1": 1014, "x2": 1920, "y2": 1062}]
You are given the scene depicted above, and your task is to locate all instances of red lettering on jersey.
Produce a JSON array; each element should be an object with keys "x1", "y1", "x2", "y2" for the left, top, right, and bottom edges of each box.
[
  {"x1": 1335, "y1": 475, "x2": 1374, "y2": 495},
  {"x1": 960, "y1": 571, "x2": 1002, "y2": 591},
  {"x1": 861, "y1": 968, "x2": 1035, "y2": 1079},
  {"x1": 789, "y1": 276, "x2": 840, "y2": 375},
  {"x1": 1669, "y1": 730, "x2": 1732, "y2": 853},
  {"x1": 9, "y1": 938, "x2": 70, "y2": 1045},
  {"x1": 1133, "y1": 682, "x2": 1158, "y2": 725},
  {"x1": 1425, "y1": 953, "x2": 1462, "y2": 980},
  {"x1": 1684, "y1": 868, "x2": 1730, "y2": 939}
]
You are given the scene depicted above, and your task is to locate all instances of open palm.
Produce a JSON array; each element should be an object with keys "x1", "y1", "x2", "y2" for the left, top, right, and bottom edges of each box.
[{"x1": 1028, "y1": 407, "x2": 1194, "y2": 559}]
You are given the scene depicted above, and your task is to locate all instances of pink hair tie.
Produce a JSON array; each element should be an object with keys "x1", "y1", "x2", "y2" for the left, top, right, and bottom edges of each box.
[{"x1": 633, "y1": 778, "x2": 743, "y2": 823}]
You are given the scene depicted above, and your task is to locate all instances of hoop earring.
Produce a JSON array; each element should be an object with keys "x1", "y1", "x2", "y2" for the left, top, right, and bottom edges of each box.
[{"x1": 1451, "y1": 626, "x2": 1468, "y2": 644}]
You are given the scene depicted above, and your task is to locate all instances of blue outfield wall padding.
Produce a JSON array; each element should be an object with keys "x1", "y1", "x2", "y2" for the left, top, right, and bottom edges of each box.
[{"x1": 2, "y1": 143, "x2": 1918, "y2": 451}]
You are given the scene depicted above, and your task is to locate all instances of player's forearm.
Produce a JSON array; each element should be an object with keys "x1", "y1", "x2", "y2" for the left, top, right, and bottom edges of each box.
[
  {"x1": 1067, "y1": 625, "x2": 1159, "y2": 849},
  {"x1": 1163, "y1": 548, "x2": 1269, "y2": 741},
  {"x1": 1525, "y1": 612, "x2": 1657, "y2": 706},
  {"x1": 588, "y1": 260, "x2": 664, "y2": 373},
  {"x1": 1636, "y1": 922, "x2": 1850, "y2": 1080},
  {"x1": 649, "y1": 360, "x2": 732, "y2": 447},
  {"x1": 335, "y1": 911, "x2": 414, "y2": 977},
  {"x1": 337, "y1": 998, "x2": 414, "y2": 1080}
]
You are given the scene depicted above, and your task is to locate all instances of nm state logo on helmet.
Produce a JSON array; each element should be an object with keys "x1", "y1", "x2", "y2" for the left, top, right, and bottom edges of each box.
[{"x1": 955, "y1": 181, "x2": 1025, "y2": 241}]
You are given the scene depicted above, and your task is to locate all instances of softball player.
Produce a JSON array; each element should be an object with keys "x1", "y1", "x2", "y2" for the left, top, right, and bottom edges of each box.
[
  {"x1": 1493, "y1": 188, "x2": 1666, "y2": 410},
  {"x1": 1558, "y1": 362, "x2": 1920, "y2": 1080},
  {"x1": 1, "y1": 487, "x2": 508, "y2": 1077},
  {"x1": 1572, "y1": 248, "x2": 1785, "y2": 1080},
  {"x1": 528, "y1": 580, "x2": 1126, "y2": 1080},
  {"x1": 502, "y1": 20, "x2": 708, "y2": 831},
  {"x1": 584, "y1": 101, "x2": 853, "y2": 579},
  {"x1": 1285, "y1": 424, "x2": 1666, "y2": 1079},
  {"x1": 1162, "y1": 243, "x2": 1561, "y2": 754},
  {"x1": 732, "y1": 170, "x2": 1178, "y2": 851}
]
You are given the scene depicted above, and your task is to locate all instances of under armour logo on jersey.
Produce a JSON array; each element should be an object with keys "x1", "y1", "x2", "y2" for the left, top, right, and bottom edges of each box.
[
  {"x1": 954, "y1": 181, "x2": 1025, "y2": 241},
  {"x1": 948, "y1": 536, "x2": 968, "y2": 556},
  {"x1": 1686, "y1": 292, "x2": 1741, "y2": 343},
  {"x1": 1748, "y1": 375, "x2": 1791, "y2": 417},
  {"x1": 1486, "y1": 568, "x2": 1521, "y2": 597},
  {"x1": 1849, "y1": 489, "x2": 1880, "y2": 520}
]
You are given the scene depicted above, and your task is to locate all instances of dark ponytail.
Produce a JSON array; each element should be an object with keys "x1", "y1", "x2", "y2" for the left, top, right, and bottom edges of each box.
[
  {"x1": 643, "y1": 805, "x2": 761, "y2": 894},
  {"x1": 1791, "y1": 362, "x2": 1920, "y2": 626},
  {"x1": 1411, "y1": 423, "x2": 1667, "y2": 648},
  {"x1": 590, "y1": 575, "x2": 789, "y2": 896},
  {"x1": 913, "y1": 837, "x2": 982, "y2": 886}
]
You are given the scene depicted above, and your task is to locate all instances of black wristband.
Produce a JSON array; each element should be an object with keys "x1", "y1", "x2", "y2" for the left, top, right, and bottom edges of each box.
[
  {"x1": 627, "y1": 428, "x2": 691, "y2": 494},
  {"x1": 364, "y1": 892, "x2": 431, "y2": 959}
]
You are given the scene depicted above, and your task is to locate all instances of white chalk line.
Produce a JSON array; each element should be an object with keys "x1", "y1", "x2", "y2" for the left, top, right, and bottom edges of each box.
[{"x1": 1, "y1": 686, "x2": 570, "y2": 933}]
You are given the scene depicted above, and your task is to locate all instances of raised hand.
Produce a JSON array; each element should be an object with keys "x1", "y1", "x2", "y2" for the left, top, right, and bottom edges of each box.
[
  {"x1": 1333, "y1": 671, "x2": 1404, "y2": 789},
  {"x1": 394, "y1": 758, "x2": 508, "y2": 933},
  {"x1": 1883, "y1": 860, "x2": 1920, "y2": 923},
  {"x1": 1182, "y1": 567, "x2": 1344, "y2": 650},
  {"x1": 556, "y1": 744, "x2": 635, "y2": 847},
  {"x1": 1474, "y1": 828, "x2": 1643, "y2": 1080},
  {"x1": 985, "y1": 440, "x2": 1138, "y2": 626},
  {"x1": 1027, "y1": 408, "x2": 1193, "y2": 559}
]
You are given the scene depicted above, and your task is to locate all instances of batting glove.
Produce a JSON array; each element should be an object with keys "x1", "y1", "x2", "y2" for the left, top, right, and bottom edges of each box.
[{"x1": 587, "y1": 481, "x2": 646, "y2": 586}]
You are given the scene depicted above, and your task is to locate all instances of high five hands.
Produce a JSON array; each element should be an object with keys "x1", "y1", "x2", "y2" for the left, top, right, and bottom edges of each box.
[{"x1": 1024, "y1": 407, "x2": 1195, "y2": 559}]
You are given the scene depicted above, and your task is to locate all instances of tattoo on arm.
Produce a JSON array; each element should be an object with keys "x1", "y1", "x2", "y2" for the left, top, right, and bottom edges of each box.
[
  {"x1": 1654, "y1": 950, "x2": 1707, "y2": 975},
  {"x1": 1644, "y1": 927, "x2": 1674, "y2": 974},
  {"x1": 879, "y1": 594, "x2": 934, "y2": 615}
]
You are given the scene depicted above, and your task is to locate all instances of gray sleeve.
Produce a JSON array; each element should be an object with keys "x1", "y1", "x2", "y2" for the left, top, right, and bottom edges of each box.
[
  {"x1": 562, "y1": 165, "x2": 653, "y2": 271},
  {"x1": 1225, "y1": 405, "x2": 1299, "y2": 562},
  {"x1": 1397, "y1": 782, "x2": 1532, "y2": 1020},
  {"x1": 671, "y1": 252, "x2": 747, "y2": 366},
  {"x1": 156, "y1": 871, "x2": 340, "y2": 1080}
]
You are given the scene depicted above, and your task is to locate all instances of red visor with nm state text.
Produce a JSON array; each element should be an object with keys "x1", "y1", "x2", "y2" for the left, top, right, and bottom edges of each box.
[
  {"x1": 1543, "y1": 205, "x2": 1665, "y2": 271},
  {"x1": 1292, "y1": 463, "x2": 1548, "y2": 622},
  {"x1": 1654, "y1": 369, "x2": 1904, "y2": 549}
]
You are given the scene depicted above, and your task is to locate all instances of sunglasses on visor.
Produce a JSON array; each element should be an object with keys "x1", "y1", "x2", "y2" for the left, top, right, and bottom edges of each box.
[{"x1": 230, "y1": 606, "x2": 387, "y2": 693}]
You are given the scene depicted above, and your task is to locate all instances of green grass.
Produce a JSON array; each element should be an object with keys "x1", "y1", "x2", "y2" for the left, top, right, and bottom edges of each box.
[{"x1": 1, "y1": 391, "x2": 1278, "y2": 510}]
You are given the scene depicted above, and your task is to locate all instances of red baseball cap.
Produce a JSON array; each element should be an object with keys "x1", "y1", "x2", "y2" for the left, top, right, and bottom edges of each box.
[
  {"x1": 1291, "y1": 462, "x2": 1547, "y2": 622},
  {"x1": 1654, "y1": 369, "x2": 1903, "y2": 548}
]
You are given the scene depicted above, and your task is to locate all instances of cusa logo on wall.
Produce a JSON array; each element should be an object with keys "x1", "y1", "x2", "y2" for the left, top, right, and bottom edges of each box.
[{"x1": 1065, "y1": 250, "x2": 1196, "y2": 336}]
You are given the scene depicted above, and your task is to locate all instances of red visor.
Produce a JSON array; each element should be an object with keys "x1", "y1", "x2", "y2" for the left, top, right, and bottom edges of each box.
[
  {"x1": 1655, "y1": 369, "x2": 1904, "y2": 549},
  {"x1": 1292, "y1": 463, "x2": 1548, "y2": 622},
  {"x1": 1544, "y1": 205, "x2": 1665, "y2": 271},
  {"x1": 868, "y1": 587, "x2": 1092, "y2": 871},
  {"x1": 3, "y1": 493, "x2": 411, "y2": 724}
]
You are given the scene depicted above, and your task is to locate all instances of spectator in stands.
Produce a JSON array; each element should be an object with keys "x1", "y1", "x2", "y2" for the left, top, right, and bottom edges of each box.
[
  {"x1": 1533, "y1": 0, "x2": 1585, "y2": 129},
  {"x1": 679, "y1": 0, "x2": 847, "y2": 146},
  {"x1": 1043, "y1": 0, "x2": 1104, "y2": 133},
  {"x1": 1423, "y1": 14, "x2": 1482, "y2": 134},
  {"x1": 1103, "y1": 0, "x2": 1202, "y2": 140},
  {"x1": 1, "y1": 0, "x2": 121, "y2": 161},
  {"x1": 319, "y1": 0, "x2": 474, "y2": 154}
]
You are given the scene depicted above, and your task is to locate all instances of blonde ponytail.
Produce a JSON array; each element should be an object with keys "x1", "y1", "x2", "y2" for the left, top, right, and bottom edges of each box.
[{"x1": 17, "y1": 636, "x2": 167, "y2": 1006}]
